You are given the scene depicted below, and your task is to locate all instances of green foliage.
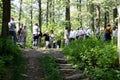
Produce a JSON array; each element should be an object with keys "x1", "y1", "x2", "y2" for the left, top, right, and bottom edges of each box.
[
  {"x1": 0, "y1": 38, "x2": 26, "y2": 80},
  {"x1": 63, "y1": 38, "x2": 120, "y2": 79},
  {"x1": 41, "y1": 56, "x2": 63, "y2": 80}
]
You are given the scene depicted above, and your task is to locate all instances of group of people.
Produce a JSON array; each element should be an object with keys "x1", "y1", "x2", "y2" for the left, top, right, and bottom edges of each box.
[
  {"x1": 8, "y1": 18, "x2": 56, "y2": 48},
  {"x1": 8, "y1": 17, "x2": 118, "y2": 48},
  {"x1": 64, "y1": 23, "x2": 118, "y2": 46},
  {"x1": 64, "y1": 26, "x2": 94, "y2": 46},
  {"x1": 8, "y1": 17, "x2": 27, "y2": 45},
  {"x1": 32, "y1": 23, "x2": 55, "y2": 48}
]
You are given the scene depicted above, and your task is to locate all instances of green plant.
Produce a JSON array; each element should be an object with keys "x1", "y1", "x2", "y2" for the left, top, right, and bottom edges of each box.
[
  {"x1": 63, "y1": 38, "x2": 119, "y2": 79},
  {"x1": 40, "y1": 56, "x2": 63, "y2": 80},
  {"x1": 0, "y1": 38, "x2": 26, "y2": 80}
]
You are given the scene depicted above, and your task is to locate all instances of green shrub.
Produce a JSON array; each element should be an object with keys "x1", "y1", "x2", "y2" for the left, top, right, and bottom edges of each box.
[
  {"x1": 40, "y1": 56, "x2": 63, "y2": 80},
  {"x1": 63, "y1": 38, "x2": 119, "y2": 79},
  {"x1": 0, "y1": 38, "x2": 26, "y2": 80}
]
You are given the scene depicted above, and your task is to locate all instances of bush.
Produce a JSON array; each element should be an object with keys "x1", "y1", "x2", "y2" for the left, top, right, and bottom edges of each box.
[
  {"x1": 63, "y1": 38, "x2": 119, "y2": 79},
  {"x1": 40, "y1": 56, "x2": 63, "y2": 80},
  {"x1": 0, "y1": 38, "x2": 26, "y2": 80}
]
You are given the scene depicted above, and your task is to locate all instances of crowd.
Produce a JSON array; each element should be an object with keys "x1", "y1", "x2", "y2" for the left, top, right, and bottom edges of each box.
[
  {"x1": 64, "y1": 23, "x2": 118, "y2": 46},
  {"x1": 8, "y1": 17, "x2": 118, "y2": 48}
]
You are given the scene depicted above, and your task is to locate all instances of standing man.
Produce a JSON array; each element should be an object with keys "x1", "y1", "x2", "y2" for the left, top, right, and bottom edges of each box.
[
  {"x1": 32, "y1": 23, "x2": 40, "y2": 48},
  {"x1": 8, "y1": 17, "x2": 17, "y2": 44}
]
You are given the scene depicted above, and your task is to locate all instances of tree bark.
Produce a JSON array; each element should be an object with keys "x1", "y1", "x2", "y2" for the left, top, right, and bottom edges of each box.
[
  {"x1": 90, "y1": 3, "x2": 94, "y2": 31},
  {"x1": 1, "y1": 0, "x2": 10, "y2": 39},
  {"x1": 18, "y1": 0, "x2": 22, "y2": 29},
  {"x1": 30, "y1": 0, "x2": 33, "y2": 31},
  {"x1": 38, "y1": 0, "x2": 42, "y2": 31},
  {"x1": 104, "y1": 7, "x2": 109, "y2": 28},
  {"x1": 113, "y1": 8, "x2": 118, "y2": 25},
  {"x1": 46, "y1": 0, "x2": 49, "y2": 27},
  {"x1": 65, "y1": 0, "x2": 70, "y2": 32},
  {"x1": 96, "y1": 4, "x2": 100, "y2": 27}
]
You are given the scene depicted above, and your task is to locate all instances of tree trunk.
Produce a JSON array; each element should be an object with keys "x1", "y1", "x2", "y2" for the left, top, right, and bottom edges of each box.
[
  {"x1": 113, "y1": 8, "x2": 118, "y2": 25},
  {"x1": 18, "y1": 0, "x2": 22, "y2": 29},
  {"x1": 1, "y1": 0, "x2": 10, "y2": 39},
  {"x1": 79, "y1": 0, "x2": 82, "y2": 26},
  {"x1": 46, "y1": 0, "x2": 49, "y2": 27},
  {"x1": 96, "y1": 4, "x2": 100, "y2": 28},
  {"x1": 52, "y1": 0, "x2": 55, "y2": 23},
  {"x1": 38, "y1": 0, "x2": 42, "y2": 31},
  {"x1": 30, "y1": 0, "x2": 33, "y2": 31},
  {"x1": 65, "y1": 0, "x2": 70, "y2": 32},
  {"x1": 104, "y1": 7, "x2": 109, "y2": 28},
  {"x1": 90, "y1": 3, "x2": 94, "y2": 31}
]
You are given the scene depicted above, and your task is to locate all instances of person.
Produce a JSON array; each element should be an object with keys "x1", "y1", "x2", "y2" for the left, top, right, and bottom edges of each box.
[
  {"x1": 64, "y1": 27, "x2": 69, "y2": 46},
  {"x1": 8, "y1": 17, "x2": 17, "y2": 44},
  {"x1": 69, "y1": 28, "x2": 76, "y2": 42},
  {"x1": 77, "y1": 26, "x2": 85, "y2": 39},
  {"x1": 17, "y1": 23, "x2": 23, "y2": 42},
  {"x1": 86, "y1": 27, "x2": 93, "y2": 38},
  {"x1": 112, "y1": 25, "x2": 117, "y2": 43},
  {"x1": 104, "y1": 23, "x2": 112, "y2": 41},
  {"x1": 20, "y1": 25, "x2": 27, "y2": 46},
  {"x1": 43, "y1": 31, "x2": 50, "y2": 48},
  {"x1": 32, "y1": 23, "x2": 40, "y2": 48},
  {"x1": 95, "y1": 26, "x2": 100, "y2": 39},
  {"x1": 50, "y1": 30, "x2": 55, "y2": 48}
]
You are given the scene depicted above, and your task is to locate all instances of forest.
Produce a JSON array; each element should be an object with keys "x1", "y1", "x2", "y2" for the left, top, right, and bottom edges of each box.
[{"x1": 0, "y1": 0, "x2": 120, "y2": 80}]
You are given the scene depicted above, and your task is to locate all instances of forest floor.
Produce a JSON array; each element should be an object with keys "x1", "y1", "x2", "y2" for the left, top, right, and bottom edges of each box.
[{"x1": 22, "y1": 48, "x2": 89, "y2": 80}]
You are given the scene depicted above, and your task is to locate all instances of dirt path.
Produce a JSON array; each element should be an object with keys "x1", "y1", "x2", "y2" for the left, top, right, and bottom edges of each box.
[
  {"x1": 23, "y1": 48, "x2": 88, "y2": 80},
  {"x1": 23, "y1": 48, "x2": 64, "y2": 80}
]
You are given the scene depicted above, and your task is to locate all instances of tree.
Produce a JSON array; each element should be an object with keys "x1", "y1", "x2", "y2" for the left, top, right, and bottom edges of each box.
[
  {"x1": 96, "y1": 4, "x2": 100, "y2": 28},
  {"x1": 90, "y1": 3, "x2": 94, "y2": 31},
  {"x1": 18, "y1": 0, "x2": 23, "y2": 28},
  {"x1": 30, "y1": 0, "x2": 33, "y2": 30},
  {"x1": 1, "y1": 0, "x2": 10, "y2": 39},
  {"x1": 77, "y1": 0, "x2": 82, "y2": 26},
  {"x1": 38, "y1": 0, "x2": 42, "y2": 31},
  {"x1": 65, "y1": 0, "x2": 70, "y2": 31}
]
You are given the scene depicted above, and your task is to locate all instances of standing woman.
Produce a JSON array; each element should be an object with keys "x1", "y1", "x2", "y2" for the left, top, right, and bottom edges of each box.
[
  {"x1": 20, "y1": 25, "x2": 27, "y2": 46},
  {"x1": 50, "y1": 30, "x2": 55, "y2": 48},
  {"x1": 32, "y1": 23, "x2": 40, "y2": 48}
]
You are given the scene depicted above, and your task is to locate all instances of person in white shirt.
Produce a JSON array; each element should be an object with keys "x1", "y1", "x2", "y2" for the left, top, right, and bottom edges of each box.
[
  {"x1": 69, "y1": 28, "x2": 76, "y2": 42},
  {"x1": 64, "y1": 27, "x2": 69, "y2": 46},
  {"x1": 86, "y1": 27, "x2": 93, "y2": 38},
  {"x1": 32, "y1": 23, "x2": 40, "y2": 48},
  {"x1": 77, "y1": 27, "x2": 85, "y2": 39}
]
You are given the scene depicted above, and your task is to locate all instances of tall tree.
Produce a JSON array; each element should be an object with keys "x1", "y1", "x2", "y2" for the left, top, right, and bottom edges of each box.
[
  {"x1": 18, "y1": 0, "x2": 22, "y2": 28},
  {"x1": 96, "y1": 4, "x2": 100, "y2": 28},
  {"x1": 104, "y1": 7, "x2": 109, "y2": 28},
  {"x1": 38, "y1": 0, "x2": 42, "y2": 31},
  {"x1": 46, "y1": 0, "x2": 49, "y2": 27},
  {"x1": 90, "y1": 3, "x2": 94, "y2": 31},
  {"x1": 30, "y1": 0, "x2": 33, "y2": 30},
  {"x1": 77, "y1": 0, "x2": 82, "y2": 26},
  {"x1": 1, "y1": 0, "x2": 10, "y2": 39},
  {"x1": 65, "y1": 0, "x2": 70, "y2": 31}
]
